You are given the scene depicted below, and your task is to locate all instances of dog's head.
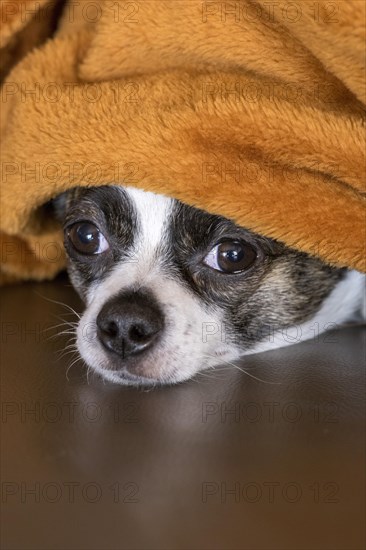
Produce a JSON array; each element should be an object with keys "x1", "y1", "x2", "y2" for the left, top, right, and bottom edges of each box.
[{"x1": 54, "y1": 185, "x2": 361, "y2": 386}]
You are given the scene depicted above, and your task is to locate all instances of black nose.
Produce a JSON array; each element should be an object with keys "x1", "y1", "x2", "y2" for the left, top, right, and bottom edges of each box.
[{"x1": 96, "y1": 291, "x2": 164, "y2": 359}]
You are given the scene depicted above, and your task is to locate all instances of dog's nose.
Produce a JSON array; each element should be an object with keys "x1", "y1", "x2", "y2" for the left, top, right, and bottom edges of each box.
[{"x1": 96, "y1": 291, "x2": 164, "y2": 359}]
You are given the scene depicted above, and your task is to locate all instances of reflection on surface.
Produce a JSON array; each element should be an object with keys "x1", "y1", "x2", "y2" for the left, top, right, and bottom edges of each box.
[{"x1": 1, "y1": 276, "x2": 365, "y2": 550}]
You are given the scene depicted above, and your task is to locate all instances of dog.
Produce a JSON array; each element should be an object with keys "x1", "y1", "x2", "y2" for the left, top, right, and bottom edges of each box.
[{"x1": 54, "y1": 185, "x2": 365, "y2": 386}]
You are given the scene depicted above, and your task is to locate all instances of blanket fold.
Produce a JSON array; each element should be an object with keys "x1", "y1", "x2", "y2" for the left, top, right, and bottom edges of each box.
[{"x1": 1, "y1": 0, "x2": 365, "y2": 283}]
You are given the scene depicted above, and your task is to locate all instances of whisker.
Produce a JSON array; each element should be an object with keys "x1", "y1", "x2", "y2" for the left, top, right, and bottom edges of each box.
[
  {"x1": 44, "y1": 329, "x2": 77, "y2": 340},
  {"x1": 54, "y1": 338, "x2": 78, "y2": 357},
  {"x1": 86, "y1": 366, "x2": 92, "y2": 385},
  {"x1": 58, "y1": 342, "x2": 78, "y2": 352},
  {"x1": 201, "y1": 353, "x2": 281, "y2": 385},
  {"x1": 65, "y1": 355, "x2": 83, "y2": 382},
  {"x1": 42, "y1": 321, "x2": 78, "y2": 333},
  {"x1": 33, "y1": 291, "x2": 81, "y2": 319},
  {"x1": 195, "y1": 370, "x2": 226, "y2": 381},
  {"x1": 56, "y1": 348, "x2": 78, "y2": 361},
  {"x1": 47, "y1": 329, "x2": 78, "y2": 340}
]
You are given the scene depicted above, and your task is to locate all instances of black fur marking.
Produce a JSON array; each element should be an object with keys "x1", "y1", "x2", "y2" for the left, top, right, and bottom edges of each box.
[
  {"x1": 55, "y1": 186, "x2": 138, "y2": 299},
  {"x1": 168, "y1": 201, "x2": 345, "y2": 349}
]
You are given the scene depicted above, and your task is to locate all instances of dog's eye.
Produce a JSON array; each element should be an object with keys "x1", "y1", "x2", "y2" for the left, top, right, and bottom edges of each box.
[
  {"x1": 203, "y1": 240, "x2": 257, "y2": 273},
  {"x1": 66, "y1": 222, "x2": 109, "y2": 255}
]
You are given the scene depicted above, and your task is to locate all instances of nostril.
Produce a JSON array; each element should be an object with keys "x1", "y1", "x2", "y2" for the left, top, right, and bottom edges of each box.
[
  {"x1": 108, "y1": 321, "x2": 119, "y2": 337},
  {"x1": 128, "y1": 324, "x2": 150, "y2": 343},
  {"x1": 102, "y1": 320, "x2": 119, "y2": 338}
]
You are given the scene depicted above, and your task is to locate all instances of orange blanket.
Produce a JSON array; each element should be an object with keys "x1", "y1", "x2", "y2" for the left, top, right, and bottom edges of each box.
[{"x1": 1, "y1": 0, "x2": 365, "y2": 284}]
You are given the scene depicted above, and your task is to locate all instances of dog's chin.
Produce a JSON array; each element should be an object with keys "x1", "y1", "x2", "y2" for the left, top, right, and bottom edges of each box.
[
  {"x1": 79, "y1": 358, "x2": 203, "y2": 387},
  {"x1": 92, "y1": 367, "x2": 166, "y2": 387},
  {"x1": 77, "y1": 344, "x2": 228, "y2": 387}
]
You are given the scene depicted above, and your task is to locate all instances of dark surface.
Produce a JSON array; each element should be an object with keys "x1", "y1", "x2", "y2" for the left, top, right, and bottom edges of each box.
[{"x1": 1, "y1": 274, "x2": 365, "y2": 550}]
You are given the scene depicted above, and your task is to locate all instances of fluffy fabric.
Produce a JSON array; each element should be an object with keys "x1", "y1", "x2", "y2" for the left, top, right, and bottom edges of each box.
[{"x1": 1, "y1": 0, "x2": 365, "y2": 283}]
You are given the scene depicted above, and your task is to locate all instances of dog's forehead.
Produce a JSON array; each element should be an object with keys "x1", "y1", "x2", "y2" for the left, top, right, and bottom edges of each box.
[
  {"x1": 66, "y1": 185, "x2": 285, "y2": 259},
  {"x1": 124, "y1": 186, "x2": 173, "y2": 252}
]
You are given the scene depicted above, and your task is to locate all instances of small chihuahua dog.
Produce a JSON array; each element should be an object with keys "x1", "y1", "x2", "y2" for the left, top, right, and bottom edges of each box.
[{"x1": 54, "y1": 185, "x2": 365, "y2": 386}]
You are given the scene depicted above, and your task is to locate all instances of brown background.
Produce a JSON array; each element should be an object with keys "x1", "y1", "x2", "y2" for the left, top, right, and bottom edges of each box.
[{"x1": 1, "y1": 274, "x2": 365, "y2": 549}]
